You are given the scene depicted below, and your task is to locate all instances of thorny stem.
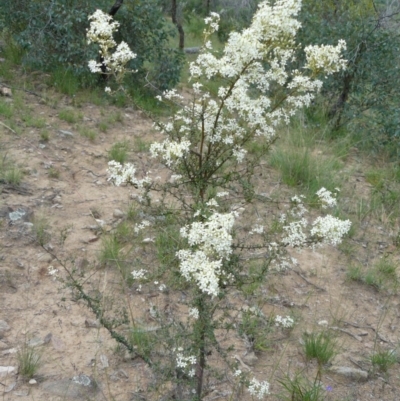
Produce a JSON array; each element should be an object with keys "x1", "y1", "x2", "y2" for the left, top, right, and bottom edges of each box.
[{"x1": 41, "y1": 246, "x2": 154, "y2": 367}]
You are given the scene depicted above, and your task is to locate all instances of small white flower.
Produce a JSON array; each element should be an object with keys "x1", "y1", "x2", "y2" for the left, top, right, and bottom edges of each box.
[
  {"x1": 275, "y1": 315, "x2": 294, "y2": 328},
  {"x1": 104, "y1": 86, "x2": 111, "y2": 93},
  {"x1": 188, "y1": 307, "x2": 199, "y2": 320},
  {"x1": 248, "y1": 377, "x2": 270, "y2": 399}
]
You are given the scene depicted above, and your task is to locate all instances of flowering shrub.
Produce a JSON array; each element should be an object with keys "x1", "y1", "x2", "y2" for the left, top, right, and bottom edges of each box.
[
  {"x1": 87, "y1": 10, "x2": 136, "y2": 87},
  {"x1": 88, "y1": 1, "x2": 350, "y2": 399}
]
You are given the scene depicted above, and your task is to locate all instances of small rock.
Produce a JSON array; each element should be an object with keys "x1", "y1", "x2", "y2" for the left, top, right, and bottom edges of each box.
[
  {"x1": 58, "y1": 129, "x2": 74, "y2": 137},
  {"x1": 1, "y1": 348, "x2": 18, "y2": 356},
  {"x1": 0, "y1": 87, "x2": 12, "y2": 97},
  {"x1": 29, "y1": 379, "x2": 37, "y2": 385},
  {"x1": 242, "y1": 352, "x2": 258, "y2": 366},
  {"x1": 14, "y1": 390, "x2": 29, "y2": 397},
  {"x1": 85, "y1": 319, "x2": 101, "y2": 329},
  {"x1": 328, "y1": 366, "x2": 368, "y2": 382},
  {"x1": 88, "y1": 236, "x2": 99, "y2": 243},
  {"x1": 27, "y1": 337, "x2": 45, "y2": 347},
  {"x1": 51, "y1": 335, "x2": 65, "y2": 351},
  {"x1": 0, "y1": 366, "x2": 16, "y2": 377},
  {"x1": 123, "y1": 350, "x2": 136, "y2": 361},
  {"x1": 0, "y1": 320, "x2": 10, "y2": 333},
  {"x1": 4, "y1": 382, "x2": 16, "y2": 393},
  {"x1": 100, "y1": 354, "x2": 109, "y2": 368},
  {"x1": 37, "y1": 253, "x2": 53, "y2": 263},
  {"x1": 113, "y1": 209, "x2": 124, "y2": 218},
  {"x1": 43, "y1": 333, "x2": 52, "y2": 344},
  {"x1": 0, "y1": 340, "x2": 8, "y2": 350}
]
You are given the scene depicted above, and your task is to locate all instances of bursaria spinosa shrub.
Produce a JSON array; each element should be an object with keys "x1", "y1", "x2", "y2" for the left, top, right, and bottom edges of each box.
[{"x1": 89, "y1": 1, "x2": 351, "y2": 399}]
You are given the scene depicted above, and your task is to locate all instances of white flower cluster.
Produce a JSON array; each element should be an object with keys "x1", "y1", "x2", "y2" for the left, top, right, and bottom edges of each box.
[
  {"x1": 248, "y1": 377, "x2": 270, "y2": 399},
  {"x1": 281, "y1": 189, "x2": 351, "y2": 248},
  {"x1": 305, "y1": 40, "x2": 347, "y2": 75},
  {"x1": 87, "y1": 10, "x2": 136, "y2": 84},
  {"x1": 249, "y1": 224, "x2": 264, "y2": 235},
  {"x1": 134, "y1": 220, "x2": 152, "y2": 234},
  {"x1": 177, "y1": 210, "x2": 237, "y2": 297},
  {"x1": 131, "y1": 269, "x2": 147, "y2": 280},
  {"x1": 150, "y1": 139, "x2": 191, "y2": 167},
  {"x1": 316, "y1": 187, "x2": 338, "y2": 209},
  {"x1": 275, "y1": 315, "x2": 294, "y2": 328},
  {"x1": 311, "y1": 215, "x2": 352, "y2": 246},
  {"x1": 152, "y1": 0, "x2": 346, "y2": 173},
  {"x1": 175, "y1": 348, "x2": 197, "y2": 377},
  {"x1": 107, "y1": 161, "x2": 152, "y2": 188}
]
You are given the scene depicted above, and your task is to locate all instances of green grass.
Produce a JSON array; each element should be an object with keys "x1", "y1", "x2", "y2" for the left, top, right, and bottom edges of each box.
[
  {"x1": 279, "y1": 375, "x2": 325, "y2": 401},
  {"x1": 32, "y1": 215, "x2": 51, "y2": 246},
  {"x1": 270, "y1": 147, "x2": 341, "y2": 200},
  {"x1": 0, "y1": 151, "x2": 23, "y2": 185},
  {"x1": 0, "y1": 99, "x2": 14, "y2": 119},
  {"x1": 370, "y1": 349, "x2": 397, "y2": 373},
  {"x1": 78, "y1": 126, "x2": 97, "y2": 141},
  {"x1": 58, "y1": 108, "x2": 82, "y2": 124},
  {"x1": 108, "y1": 141, "x2": 128, "y2": 163},
  {"x1": 99, "y1": 234, "x2": 122, "y2": 267},
  {"x1": 347, "y1": 257, "x2": 398, "y2": 291},
  {"x1": 49, "y1": 68, "x2": 80, "y2": 96},
  {"x1": 238, "y1": 310, "x2": 273, "y2": 352},
  {"x1": 303, "y1": 332, "x2": 336, "y2": 366},
  {"x1": 17, "y1": 345, "x2": 42, "y2": 379}
]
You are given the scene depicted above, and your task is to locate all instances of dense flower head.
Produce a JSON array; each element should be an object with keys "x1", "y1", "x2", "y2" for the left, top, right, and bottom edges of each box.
[
  {"x1": 87, "y1": 10, "x2": 136, "y2": 83},
  {"x1": 107, "y1": 160, "x2": 151, "y2": 188},
  {"x1": 311, "y1": 215, "x2": 351, "y2": 245},
  {"x1": 248, "y1": 377, "x2": 270, "y2": 399},
  {"x1": 152, "y1": 0, "x2": 347, "y2": 174},
  {"x1": 177, "y1": 210, "x2": 237, "y2": 297},
  {"x1": 281, "y1": 189, "x2": 351, "y2": 248},
  {"x1": 305, "y1": 40, "x2": 347, "y2": 75}
]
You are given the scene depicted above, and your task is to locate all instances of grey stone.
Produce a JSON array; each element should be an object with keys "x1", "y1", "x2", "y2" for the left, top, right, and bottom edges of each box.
[
  {"x1": 329, "y1": 366, "x2": 368, "y2": 382},
  {"x1": 113, "y1": 209, "x2": 124, "y2": 218},
  {"x1": 37, "y1": 253, "x2": 53, "y2": 263},
  {"x1": 58, "y1": 130, "x2": 74, "y2": 137},
  {"x1": 27, "y1": 337, "x2": 45, "y2": 347},
  {"x1": 0, "y1": 366, "x2": 16, "y2": 377},
  {"x1": 99, "y1": 354, "x2": 109, "y2": 368},
  {"x1": 184, "y1": 47, "x2": 200, "y2": 54},
  {"x1": 43, "y1": 375, "x2": 98, "y2": 399},
  {"x1": 85, "y1": 319, "x2": 101, "y2": 329},
  {"x1": 242, "y1": 351, "x2": 258, "y2": 366},
  {"x1": 0, "y1": 320, "x2": 10, "y2": 333}
]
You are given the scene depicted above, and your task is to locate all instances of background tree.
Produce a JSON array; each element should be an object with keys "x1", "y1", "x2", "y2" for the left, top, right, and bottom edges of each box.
[{"x1": 297, "y1": 0, "x2": 400, "y2": 155}]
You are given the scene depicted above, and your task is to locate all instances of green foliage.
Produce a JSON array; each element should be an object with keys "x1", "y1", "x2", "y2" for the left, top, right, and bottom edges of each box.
[
  {"x1": 108, "y1": 141, "x2": 128, "y2": 164},
  {"x1": 298, "y1": 0, "x2": 400, "y2": 156},
  {"x1": 17, "y1": 345, "x2": 42, "y2": 379},
  {"x1": 347, "y1": 257, "x2": 398, "y2": 291},
  {"x1": 370, "y1": 348, "x2": 397, "y2": 373},
  {"x1": 238, "y1": 310, "x2": 273, "y2": 352},
  {"x1": 279, "y1": 375, "x2": 324, "y2": 401},
  {"x1": 270, "y1": 147, "x2": 340, "y2": 200},
  {"x1": 99, "y1": 234, "x2": 122, "y2": 267},
  {"x1": 0, "y1": 148, "x2": 22, "y2": 185},
  {"x1": 58, "y1": 108, "x2": 81, "y2": 124},
  {"x1": 32, "y1": 215, "x2": 51, "y2": 246},
  {"x1": 303, "y1": 332, "x2": 336, "y2": 365}
]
